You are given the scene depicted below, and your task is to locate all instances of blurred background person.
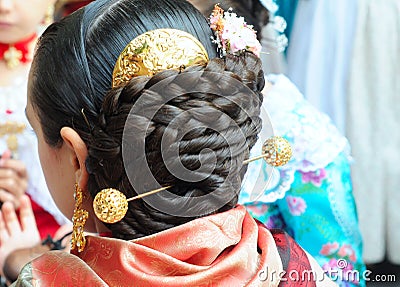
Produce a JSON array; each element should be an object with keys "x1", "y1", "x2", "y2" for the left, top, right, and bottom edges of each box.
[
  {"x1": 346, "y1": 0, "x2": 400, "y2": 268},
  {"x1": 0, "y1": 0, "x2": 71, "y2": 283}
]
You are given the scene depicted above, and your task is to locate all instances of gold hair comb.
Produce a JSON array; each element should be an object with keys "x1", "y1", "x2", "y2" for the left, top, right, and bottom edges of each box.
[
  {"x1": 112, "y1": 29, "x2": 209, "y2": 88},
  {"x1": 93, "y1": 136, "x2": 292, "y2": 224}
]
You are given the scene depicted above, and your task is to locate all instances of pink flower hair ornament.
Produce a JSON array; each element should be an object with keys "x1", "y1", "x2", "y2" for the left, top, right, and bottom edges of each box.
[{"x1": 210, "y1": 5, "x2": 262, "y2": 58}]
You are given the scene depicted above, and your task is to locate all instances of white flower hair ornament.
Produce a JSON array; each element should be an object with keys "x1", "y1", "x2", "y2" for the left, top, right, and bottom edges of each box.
[{"x1": 210, "y1": 5, "x2": 262, "y2": 58}]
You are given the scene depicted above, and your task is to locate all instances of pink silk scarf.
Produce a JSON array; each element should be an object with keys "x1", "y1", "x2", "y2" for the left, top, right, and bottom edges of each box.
[{"x1": 24, "y1": 205, "x2": 316, "y2": 286}]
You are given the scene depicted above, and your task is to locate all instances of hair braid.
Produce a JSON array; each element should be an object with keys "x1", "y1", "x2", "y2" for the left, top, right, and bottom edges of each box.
[{"x1": 84, "y1": 52, "x2": 264, "y2": 239}]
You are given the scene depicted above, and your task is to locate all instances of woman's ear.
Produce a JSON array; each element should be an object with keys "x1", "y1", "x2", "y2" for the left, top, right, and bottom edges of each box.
[{"x1": 60, "y1": 127, "x2": 89, "y2": 190}]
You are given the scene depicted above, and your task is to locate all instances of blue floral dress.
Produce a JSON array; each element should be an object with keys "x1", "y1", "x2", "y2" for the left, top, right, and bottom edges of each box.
[{"x1": 239, "y1": 75, "x2": 366, "y2": 287}]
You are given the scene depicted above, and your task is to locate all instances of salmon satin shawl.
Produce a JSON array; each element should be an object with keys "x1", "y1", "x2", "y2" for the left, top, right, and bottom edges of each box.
[{"x1": 13, "y1": 205, "x2": 334, "y2": 286}]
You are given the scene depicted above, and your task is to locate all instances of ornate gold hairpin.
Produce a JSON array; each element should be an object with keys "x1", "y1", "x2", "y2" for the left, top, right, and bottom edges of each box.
[
  {"x1": 112, "y1": 28, "x2": 209, "y2": 88},
  {"x1": 93, "y1": 136, "x2": 292, "y2": 224},
  {"x1": 93, "y1": 185, "x2": 173, "y2": 224}
]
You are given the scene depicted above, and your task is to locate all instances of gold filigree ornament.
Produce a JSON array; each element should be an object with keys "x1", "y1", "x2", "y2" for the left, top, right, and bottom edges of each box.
[
  {"x1": 3, "y1": 46, "x2": 23, "y2": 69},
  {"x1": 93, "y1": 186, "x2": 172, "y2": 224},
  {"x1": 71, "y1": 184, "x2": 89, "y2": 253},
  {"x1": 112, "y1": 29, "x2": 209, "y2": 88},
  {"x1": 93, "y1": 188, "x2": 128, "y2": 224},
  {"x1": 0, "y1": 121, "x2": 26, "y2": 158},
  {"x1": 261, "y1": 136, "x2": 292, "y2": 167},
  {"x1": 92, "y1": 137, "x2": 292, "y2": 224}
]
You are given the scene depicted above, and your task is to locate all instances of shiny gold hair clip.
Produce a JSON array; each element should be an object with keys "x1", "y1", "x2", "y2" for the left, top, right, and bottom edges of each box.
[
  {"x1": 112, "y1": 28, "x2": 209, "y2": 88},
  {"x1": 93, "y1": 136, "x2": 292, "y2": 224}
]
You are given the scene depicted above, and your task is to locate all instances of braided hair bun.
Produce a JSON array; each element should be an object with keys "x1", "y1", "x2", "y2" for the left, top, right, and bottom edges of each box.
[{"x1": 85, "y1": 52, "x2": 264, "y2": 239}]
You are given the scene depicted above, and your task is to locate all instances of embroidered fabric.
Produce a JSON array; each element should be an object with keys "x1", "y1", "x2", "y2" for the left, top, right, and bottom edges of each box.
[
  {"x1": 239, "y1": 74, "x2": 350, "y2": 204},
  {"x1": 0, "y1": 75, "x2": 69, "y2": 225}
]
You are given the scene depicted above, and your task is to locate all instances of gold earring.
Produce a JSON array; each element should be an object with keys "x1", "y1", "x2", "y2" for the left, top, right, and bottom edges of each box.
[
  {"x1": 43, "y1": 5, "x2": 54, "y2": 26},
  {"x1": 71, "y1": 183, "x2": 89, "y2": 253},
  {"x1": 92, "y1": 136, "x2": 292, "y2": 224}
]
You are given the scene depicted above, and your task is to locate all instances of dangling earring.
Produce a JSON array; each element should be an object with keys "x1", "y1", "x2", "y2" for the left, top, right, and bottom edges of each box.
[
  {"x1": 71, "y1": 183, "x2": 89, "y2": 253},
  {"x1": 43, "y1": 5, "x2": 55, "y2": 26}
]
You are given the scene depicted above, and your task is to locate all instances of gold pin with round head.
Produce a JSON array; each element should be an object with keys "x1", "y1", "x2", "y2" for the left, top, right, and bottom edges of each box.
[
  {"x1": 243, "y1": 136, "x2": 292, "y2": 167},
  {"x1": 93, "y1": 186, "x2": 172, "y2": 224},
  {"x1": 93, "y1": 136, "x2": 292, "y2": 224},
  {"x1": 261, "y1": 136, "x2": 292, "y2": 166}
]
